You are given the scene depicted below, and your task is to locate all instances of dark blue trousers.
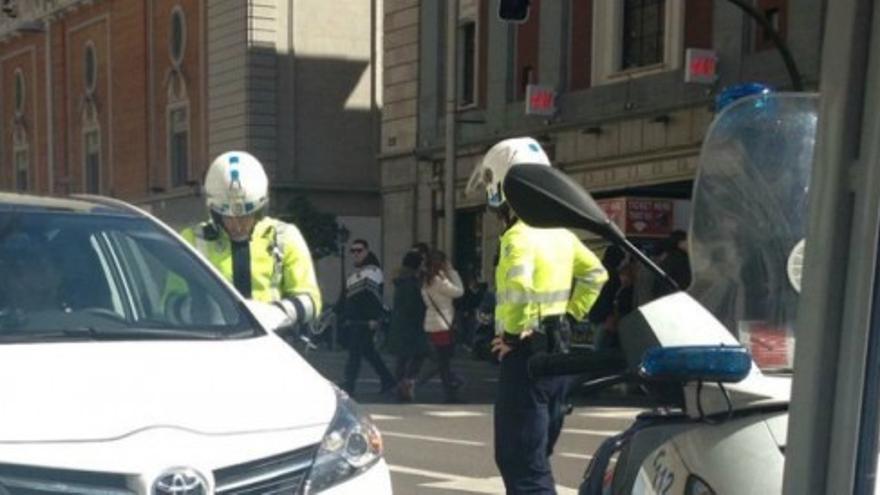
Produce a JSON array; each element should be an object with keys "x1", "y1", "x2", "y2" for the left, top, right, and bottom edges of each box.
[{"x1": 494, "y1": 345, "x2": 570, "y2": 494}]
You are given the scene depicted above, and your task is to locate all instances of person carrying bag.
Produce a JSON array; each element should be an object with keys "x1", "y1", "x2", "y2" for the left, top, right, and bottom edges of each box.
[{"x1": 421, "y1": 250, "x2": 465, "y2": 403}]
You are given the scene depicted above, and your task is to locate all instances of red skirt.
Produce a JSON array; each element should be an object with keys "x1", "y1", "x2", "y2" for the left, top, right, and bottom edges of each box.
[{"x1": 427, "y1": 330, "x2": 453, "y2": 347}]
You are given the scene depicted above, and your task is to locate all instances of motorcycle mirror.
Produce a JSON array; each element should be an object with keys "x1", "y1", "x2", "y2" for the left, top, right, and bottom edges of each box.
[
  {"x1": 503, "y1": 164, "x2": 625, "y2": 243},
  {"x1": 503, "y1": 164, "x2": 680, "y2": 291}
]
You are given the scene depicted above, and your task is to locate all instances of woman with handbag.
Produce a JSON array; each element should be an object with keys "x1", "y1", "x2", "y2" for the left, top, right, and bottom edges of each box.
[{"x1": 421, "y1": 250, "x2": 465, "y2": 403}]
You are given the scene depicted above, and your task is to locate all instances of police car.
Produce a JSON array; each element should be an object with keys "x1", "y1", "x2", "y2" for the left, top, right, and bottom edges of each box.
[{"x1": 0, "y1": 193, "x2": 391, "y2": 494}]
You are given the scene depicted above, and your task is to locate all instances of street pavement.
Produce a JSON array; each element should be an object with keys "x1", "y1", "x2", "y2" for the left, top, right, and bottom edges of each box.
[{"x1": 303, "y1": 348, "x2": 649, "y2": 494}]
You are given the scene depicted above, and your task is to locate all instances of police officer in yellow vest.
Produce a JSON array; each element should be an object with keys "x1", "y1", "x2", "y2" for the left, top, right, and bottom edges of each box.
[
  {"x1": 469, "y1": 137, "x2": 608, "y2": 494},
  {"x1": 179, "y1": 151, "x2": 321, "y2": 328}
]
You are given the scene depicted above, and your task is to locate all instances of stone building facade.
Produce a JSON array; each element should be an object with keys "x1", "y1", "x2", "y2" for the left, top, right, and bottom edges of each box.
[{"x1": 380, "y1": 0, "x2": 824, "y2": 281}]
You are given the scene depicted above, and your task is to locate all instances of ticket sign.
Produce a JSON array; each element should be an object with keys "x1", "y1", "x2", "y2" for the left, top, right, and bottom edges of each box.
[
  {"x1": 685, "y1": 48, "x2": 718, "y2": 84},
  {"x1": 525, "y1": 84, "x2": 556, "y2": 116},
  {"x1": 596, "y1": 197, "x2": 675, "y2": 237}
]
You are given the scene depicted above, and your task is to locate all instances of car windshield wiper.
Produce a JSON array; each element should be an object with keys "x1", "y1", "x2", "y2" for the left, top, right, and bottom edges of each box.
[
  {"x1": 0, "y1": 326, "x2": 256, "y2": 343},
  {"x1": 62, "y1": 326, "x2": 232, "y2": 341}
]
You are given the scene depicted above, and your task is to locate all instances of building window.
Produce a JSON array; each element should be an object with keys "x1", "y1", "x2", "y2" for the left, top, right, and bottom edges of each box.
[
  {"x1": 591, "y1": 0, "x2": 684, "y2": 85},
  {"x1": 14, "y1": 149, "x2": 28, "y2": 192},
  {"x1": 13, "y1": 69, "x2": 24, "y2": 116},
  {"x1": 622, "y1": 0, "x2": 665, "y2": 70},
  {"x1": 514, "y1": 0, "x2": 541, "y2": 100},
  {"x1": 12, "y1": 68, "x2": 27, "y2": 192},
  {"x1": 169, "y1": 105, "x2": 189, "y2": 188},
  {"x1": 569, "y1": 0, "x2": 594, "y2": 91},
  {"x1": 458, "y1": 21, "x2": 477, "y2": 107},
  {"x1": 170, "y1": 7, "x2": 186, "y2": 66},
  {"x1": 166, "y1": 6, "x2": 191, "y2": 189},
  {"x1": 84, "y1": 128, "x2": 101, "y2": 194},
  {"x1": 84, "y1": 42, "x2": 97, "y2": 94}
]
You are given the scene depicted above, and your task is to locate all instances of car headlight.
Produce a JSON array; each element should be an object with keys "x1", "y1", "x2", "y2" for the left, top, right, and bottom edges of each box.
[
  {"x1": 685, "y1": 475, "x2": 716, "y2": 495},
  {"x1": 304, "y1": 387, "x2": 383, "y2": 493}
]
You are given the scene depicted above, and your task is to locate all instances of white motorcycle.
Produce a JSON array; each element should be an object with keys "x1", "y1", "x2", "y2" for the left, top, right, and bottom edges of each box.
[{"x1": 503, "y1": 91, "x2": 817, "y2": 495}]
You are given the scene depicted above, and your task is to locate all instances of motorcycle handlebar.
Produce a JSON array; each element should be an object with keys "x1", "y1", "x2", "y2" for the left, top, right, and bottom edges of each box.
[{"x1": 527, "y1": 350, "x2": 627, "y2": 379}]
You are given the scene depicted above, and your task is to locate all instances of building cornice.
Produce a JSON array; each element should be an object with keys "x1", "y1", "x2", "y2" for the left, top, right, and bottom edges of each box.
[{"x1": 0, "y1": 0, "x2": 98, "y2": 39}]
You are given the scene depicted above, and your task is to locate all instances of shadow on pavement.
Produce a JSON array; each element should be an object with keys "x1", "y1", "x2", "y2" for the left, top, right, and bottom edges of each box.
[{"x1": 302, "y1": 348, "x2": 654, "y2": 409}]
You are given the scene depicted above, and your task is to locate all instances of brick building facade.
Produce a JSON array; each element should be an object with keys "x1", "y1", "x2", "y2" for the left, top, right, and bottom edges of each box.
[{"x1": 0, "y1": 0, "x2": 207, "y2": 207}]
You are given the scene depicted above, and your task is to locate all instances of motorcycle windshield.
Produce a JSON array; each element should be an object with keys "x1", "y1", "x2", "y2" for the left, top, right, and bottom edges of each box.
[{"x1": 688, "y1": 93, "x2": 818, "y2": 372}]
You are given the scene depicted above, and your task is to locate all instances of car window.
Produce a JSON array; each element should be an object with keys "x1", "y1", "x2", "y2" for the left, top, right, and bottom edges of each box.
[{"x1": 0, "y1": 209, "x2": 257, "y2": 341}]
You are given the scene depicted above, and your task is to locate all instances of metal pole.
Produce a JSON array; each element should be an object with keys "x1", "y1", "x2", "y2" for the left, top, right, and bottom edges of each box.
[
  {"x1": 723, "y1": 0, "x2": 804, "y2": 90},
  {"x1": 444, "y1": 0, "x2": 458, "y2": 256}
]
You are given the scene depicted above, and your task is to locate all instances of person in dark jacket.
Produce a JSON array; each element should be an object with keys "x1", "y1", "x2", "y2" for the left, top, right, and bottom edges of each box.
[
  {"x1": 587, "y1": 245, "x2": 627, "y2": 350},
  {"x1": 385, "y1": 250, "x2": 431, "y2": 401},
  {"x1": 339, "y1": 239, "x2": 395, "y2": 396},
  {"x1": 653, "y1": 230, "x2": 692, "y2": 298}
]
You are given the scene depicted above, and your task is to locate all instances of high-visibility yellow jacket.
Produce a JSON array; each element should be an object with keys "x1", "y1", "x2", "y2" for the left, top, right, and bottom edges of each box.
[
  {"x1": 179, "y1": 216, "x2": 322, "y2": 323},
  {"x1": 495, "y1": 221, "x2": 607, "y2": 336}
]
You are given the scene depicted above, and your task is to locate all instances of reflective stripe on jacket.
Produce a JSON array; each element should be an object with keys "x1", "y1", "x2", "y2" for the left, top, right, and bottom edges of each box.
[
  {"x1": 494, "y1": 221, "x2": 607, "y2": 335},
  {"x1": 179, "y1": 216, "x2": 322, "y2": 322}
]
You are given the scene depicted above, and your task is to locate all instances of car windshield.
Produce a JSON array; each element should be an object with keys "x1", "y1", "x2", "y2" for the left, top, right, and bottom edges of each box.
[
  {"x1": 688, "y1": 93, "x2": 818, "y2": 372},
  {"x1": 0, "y1": 207, "x2": 258, "y2": 342}
]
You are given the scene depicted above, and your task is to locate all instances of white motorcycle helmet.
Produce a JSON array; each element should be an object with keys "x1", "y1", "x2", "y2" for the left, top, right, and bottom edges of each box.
[
  {"x1": 204, "y1": 151, "x2": 269, "y2": 217},
  {"x1": 467, "y1": 137, "x2": 551, "y2": 208}
]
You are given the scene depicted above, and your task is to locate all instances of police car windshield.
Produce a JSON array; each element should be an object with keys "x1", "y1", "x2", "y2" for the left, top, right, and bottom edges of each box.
[
  {"x1": 688, "y1": 94, "x2": 817, "y2": 373},
  {"x1": 0, "y1": 209, "x2": 257, "y2": 342}
]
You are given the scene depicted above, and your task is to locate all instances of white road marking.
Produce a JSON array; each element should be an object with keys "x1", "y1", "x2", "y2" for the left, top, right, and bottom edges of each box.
[
  {"x1": 559, "y1": 452, "x2": 593, "y2": 461},
  {"x1": 562, "y1": 428, "x2": 618, "y2": 437},
  {"x1": 423, "y1": 410, "x2": 486, "y2": 418},
  {"x1": 382, "y1": 431, "x2": 486, "y2": 447},
  {"x1": 577, "y1": 408, "x2": 644, "y2": 419},
  {"x1": 388, "y1": 464, "x2": 577, "y2": 494},
  {"x1": 370, "y1": 414, "x2": 403, "y2": 421}
]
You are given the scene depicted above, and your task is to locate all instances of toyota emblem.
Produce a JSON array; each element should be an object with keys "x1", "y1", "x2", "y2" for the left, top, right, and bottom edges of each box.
[{"x1": 152, "y1": 468, "x2": 208, "y2": 495}]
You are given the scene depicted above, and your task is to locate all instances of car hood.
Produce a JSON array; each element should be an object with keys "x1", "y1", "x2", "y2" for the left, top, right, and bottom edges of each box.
[{"x1": 0, "y1": 335, "x2": 336, "y2": 443}]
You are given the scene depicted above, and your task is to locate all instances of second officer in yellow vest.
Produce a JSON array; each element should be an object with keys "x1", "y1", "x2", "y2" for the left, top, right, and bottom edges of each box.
[
  {"x1": 469, "y1": 137, "x2": 608, "y2": 494},
  {"x1": 180, "y1": 151, "x2": 321, "y2": 328}
]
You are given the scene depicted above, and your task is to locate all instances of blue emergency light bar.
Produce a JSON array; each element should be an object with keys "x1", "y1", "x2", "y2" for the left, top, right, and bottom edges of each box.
[
  {"x1": 639, "y1": 346, "x2": 753, "y2": 383},
  {"x1": 715, "y1": 82, "x2": 773, "y2": 112}
]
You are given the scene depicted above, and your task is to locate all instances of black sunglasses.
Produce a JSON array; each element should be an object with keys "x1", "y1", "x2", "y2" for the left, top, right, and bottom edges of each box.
[{"x1": 350, "y1": 247, "x2": 365, "y2": 254}]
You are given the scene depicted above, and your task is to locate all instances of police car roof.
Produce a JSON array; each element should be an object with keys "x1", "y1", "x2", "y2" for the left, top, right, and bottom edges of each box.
[{"x1": 0, "y1": 192, "x2": 142, "y2": 217}]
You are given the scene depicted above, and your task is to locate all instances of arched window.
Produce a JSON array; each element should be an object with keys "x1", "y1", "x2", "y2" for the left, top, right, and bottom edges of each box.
[
  {"x1": 170, "y1": 7, "x2": 186, "y2": 67},
  {"x1": 167, "y1": 5, "x2": 190, "y2": 188},
  {"x1": 84, "y1": 42, "x2": 97, "y2": 95},
  {"x1": 82, "y1": 41, "x2": 101, "y2": 194}
]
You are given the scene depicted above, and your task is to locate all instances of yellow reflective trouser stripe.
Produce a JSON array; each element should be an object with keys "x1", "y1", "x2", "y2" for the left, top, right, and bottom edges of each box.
[
  {"x1": 576, "y1": 266, "x2": 607, "y2": 284},
  {"x1": 496, "y1": 289, "x2": 571, "y2": 305},
  {"x1": 506, "y1": 264, "x2": 532, "y2": 279}
]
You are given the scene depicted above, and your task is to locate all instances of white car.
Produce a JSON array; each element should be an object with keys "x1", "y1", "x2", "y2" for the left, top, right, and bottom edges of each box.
[{"x1": 0, "y1": 193, "x2": 392, "y2": 494}]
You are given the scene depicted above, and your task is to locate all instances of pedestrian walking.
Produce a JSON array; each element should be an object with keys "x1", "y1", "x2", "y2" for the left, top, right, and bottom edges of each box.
[
  {"x1": 467, "y1": 137, "x2": 608, "y2": 494},
  {"x1": 339, "y1": 239, "x2": 395, "y2": 396},
  {"x1": 385, "y1": 250, "x2": 431, "y2": 401},
  {"x1": 421, "y1": 250, "x2": 465, "y2": 403}
]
